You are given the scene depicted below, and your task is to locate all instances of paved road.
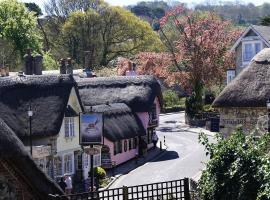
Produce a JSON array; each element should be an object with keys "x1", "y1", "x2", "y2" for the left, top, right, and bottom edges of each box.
[{"x1": 109, "y1": 112, "x2": 215, "y2": 188}]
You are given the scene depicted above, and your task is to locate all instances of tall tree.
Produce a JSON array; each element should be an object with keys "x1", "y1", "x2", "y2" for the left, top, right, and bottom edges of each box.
[
  {"x1": 0, "y1": 0, "x2": 41, "y2": 59},
  {"x1": 62, "y1": 6, "x2": 163, "y2": 68}
]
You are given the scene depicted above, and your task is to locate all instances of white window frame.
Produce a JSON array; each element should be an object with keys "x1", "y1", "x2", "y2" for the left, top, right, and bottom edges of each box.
[
  {"x1": 226, "y1": 70, "x2": 235, "y2": 85},
  {"x1": 92, "y1": 153, "x2": 101, "y2": 168},
  {"x1": 83, "y1": 153, "x2": 89, "y2": 168},
  {"x1": 63, "y1": 153, "x2": 74, "y2": 175},
  {"x1": 64, "y1": 117, "x2": 75, "y2": 138},
  {"x1": 242, "y1": 40, "x2": 263, "y2": 66}
]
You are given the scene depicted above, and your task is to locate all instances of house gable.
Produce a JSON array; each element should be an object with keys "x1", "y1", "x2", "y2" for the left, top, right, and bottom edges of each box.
[{"x1": 56, "y1": 87, "x2": 82, "y2": 153}]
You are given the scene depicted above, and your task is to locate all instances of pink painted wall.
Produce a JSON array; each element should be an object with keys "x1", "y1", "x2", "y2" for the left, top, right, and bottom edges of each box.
[
  {"x1": 136, "y1": 97, "x2": 161, "y2": 130},
  {"x1": 136, "y1": 97, "x2": 161, "y2": 149},
  {"x1": 103, "y1": 137, "x2": 138, "y2": 166},
  {"x1": 101, "y1": 97, "x2": 161, "y2": 166}
]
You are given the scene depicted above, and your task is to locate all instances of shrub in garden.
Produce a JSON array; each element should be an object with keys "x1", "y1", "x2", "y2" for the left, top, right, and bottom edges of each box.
[
  {"x1": 163, "y1": 90, "x2": 180, "y2": 108},
  {"x1": 198, "y1": 130, "x2": 270, "y2": 200},
  {"x1": 89, "y1": 167, "x2": 106, "y2": 180}
]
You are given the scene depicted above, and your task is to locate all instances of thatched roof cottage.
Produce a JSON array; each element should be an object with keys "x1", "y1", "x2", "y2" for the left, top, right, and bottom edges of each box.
[
  {"x1": 0, "y1": 118, "x2": 63, "y2": 199},
  {"x1": 77, "y1": 75, "x2": 162, "y2": 165},
  {"x1": 213, "y1": 48, "x2": 270, "y2": 136},
  {"x1": 0, "y1": 74, "x2": 91, "y2": 180},
  {"x1": 90, "y1": 103, "x2": 146, "y2": 166}
]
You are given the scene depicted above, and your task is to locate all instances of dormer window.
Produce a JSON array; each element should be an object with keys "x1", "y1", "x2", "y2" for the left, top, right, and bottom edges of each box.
[
  {"x1": 65, "y1": 117, "x2": 75, "y2": 138},
  {"x1": 242, "y1": 41, "x2": 262, "y2": 64}
]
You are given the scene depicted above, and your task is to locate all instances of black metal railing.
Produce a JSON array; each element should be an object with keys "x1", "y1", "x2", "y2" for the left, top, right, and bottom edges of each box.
[{"x1": 49, "y1": 178, "x2": 190, "y2": 200}]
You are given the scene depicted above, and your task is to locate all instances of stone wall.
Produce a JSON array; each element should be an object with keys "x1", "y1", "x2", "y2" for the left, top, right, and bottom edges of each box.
[{"x1": 218, "y1": 107, "x2": 267, "y2": 137}]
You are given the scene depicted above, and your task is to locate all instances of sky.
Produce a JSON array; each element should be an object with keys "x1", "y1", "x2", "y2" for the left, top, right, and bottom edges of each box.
[{"x1": 20, "y1": 0, "x2": 270, "y2": 8}]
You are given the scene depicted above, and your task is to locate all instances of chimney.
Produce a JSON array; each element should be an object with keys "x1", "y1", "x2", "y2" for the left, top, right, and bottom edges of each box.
[
  {"x1": 5, "y1": 65, "x2": 9, "y2": 76},
  {"x1": 23, "y1": 49, "x2": 33, "y2": 75},
  {"x1": 0, "y1": 66, "x2": 5, "y2": 77},
  {"x1": 66, "y1": 58, "x2": 73, "y2": 75},
  {"x1": 34, "y1": 54, "x2": 43, "y2": 75},
  {"x1": 125, "y1": 62, "x2": 137, "y2": 76},
  {"x1": 59, "y1": 59, "x2": 66, "y2": 74}
]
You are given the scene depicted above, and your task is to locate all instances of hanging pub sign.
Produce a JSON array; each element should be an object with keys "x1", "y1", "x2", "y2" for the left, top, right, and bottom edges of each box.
[{"x1": 80, "y1": 113, "x2": 103, "y2": 145}]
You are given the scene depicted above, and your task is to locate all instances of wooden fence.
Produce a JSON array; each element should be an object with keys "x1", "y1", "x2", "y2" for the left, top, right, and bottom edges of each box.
[{"x1": 49, "y1": 178, "x2": 191, "y2": 200}]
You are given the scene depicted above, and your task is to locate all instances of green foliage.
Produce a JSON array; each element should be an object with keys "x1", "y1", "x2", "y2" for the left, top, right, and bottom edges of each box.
[
  {"x1": 202, "y1": 104, "x2": 214, "y2": 112},
  {"x1": 61, "y1": 6, "x2": 163, "y2": 68},
  {"x1": 198, "y1": 130, "x2": 270, "y2": 200},
  {"x1": 163, "y1": 90, "x2": 181, "y2": 108},
  {"x1": 43, "y1": 51, "x2": 58, "y2": 70},
  {"x1": 0, "y1": 0, "x2": 41, "y2": 58},
  {"x1": 260, "y1": 15, "x2": 270, "y2": 26},
  {"x1": 89, "y1": 167, "x2": 106, "y2": 180},
  {"x1": 25, "y1": 2, "x2": 42, "y2": 16}
]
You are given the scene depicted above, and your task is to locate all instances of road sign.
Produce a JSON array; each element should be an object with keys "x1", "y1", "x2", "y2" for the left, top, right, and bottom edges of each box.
[{"x1": 85, "y1": 147, "x2": 100, "y2": 155}]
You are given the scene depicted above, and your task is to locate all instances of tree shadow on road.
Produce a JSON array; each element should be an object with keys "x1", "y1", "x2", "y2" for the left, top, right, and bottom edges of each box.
[{"x1": 149, "y1": 150, "x2": 179, "y2": 162}]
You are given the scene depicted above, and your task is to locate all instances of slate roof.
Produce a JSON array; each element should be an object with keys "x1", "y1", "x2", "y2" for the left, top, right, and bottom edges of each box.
[
  {"x1": 0, "y1": 74, "x2": 80, "y2": 138},
  {"x1": 213, "y1": 48, "x2": 270, "y2": 107},
  {"x1": 0, "y1": 118, "x2": 63, "y2": 198},
  {"x1": 252, "y1": 25, "x2": 270, "y2": 42},
  {"x1": 77, "y1": 75, "x2": 163, "y2": 112},
  {"x1": 86, "y1": 103, "x2": 146, "y2": 141}
]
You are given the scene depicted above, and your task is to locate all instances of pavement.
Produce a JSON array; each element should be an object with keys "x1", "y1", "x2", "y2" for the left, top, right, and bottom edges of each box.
[
  {"x1": 103, "y1": 112, "x2": 217, "y2": 189},
  {"x1": 104, "y1": 146, "x2": 167, "y2": 189}
]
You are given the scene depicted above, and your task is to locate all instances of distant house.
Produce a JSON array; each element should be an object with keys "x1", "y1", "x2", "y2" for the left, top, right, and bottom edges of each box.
[
  {"x1": 227, "y1": 25, "x2": 270, "y2": 85},
  {"x1": 0, "y1": 118, "x2": 63, "y2": 199},
  {"x1": 0, "y1": 74, "x2": 92, "y2": 180},
  {"x1": 77, "y1": 75, "x2": 163, "y2": 165},
  {"x1": 213, "y1": 48, "x2": 270, "y2": 136}
]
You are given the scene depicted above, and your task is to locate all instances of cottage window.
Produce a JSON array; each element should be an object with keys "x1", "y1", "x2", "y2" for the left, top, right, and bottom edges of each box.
[
  {"x1": 133, "y1": 138, "x2": 138, "y2": 149},
  {"x1": 147, "y1": 129, "x2": 153, "y2": 144},
  {"x1": 92, "y1": 154, "x2": 101, "y2": 168},
  {"x1": 84, "y1": 154, "x2": 89, "y2": 168},
  {"x1": 129, "y1": 139, "x2": 132, "y2": 150},
  {"x1": 243, "y1": 41, "x2": 262, "y2": 63},
  {"x1": 114, "y1": 140, "x2": 122, "y2": 155},
  {"x1": 226, "y1": 70, "x2": 235, "y2": 85},
  {"x1": 124, "y1": 140, "x2": 128, "y2": 152},
  {"x1": 65, "y1": 117, "x2": 75, "y2": 138},
  {"x1": 64, "y1": 154, "x2": 73, "y2": 174}
]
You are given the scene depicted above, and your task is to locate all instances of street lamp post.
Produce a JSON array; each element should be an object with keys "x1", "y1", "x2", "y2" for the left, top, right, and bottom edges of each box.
[
  {"x1": 267, "y1": 99, "x2": 270, "y2": 133},
  {"x1": 28, "y1": 104, "x2": 33, "y2": 155}
]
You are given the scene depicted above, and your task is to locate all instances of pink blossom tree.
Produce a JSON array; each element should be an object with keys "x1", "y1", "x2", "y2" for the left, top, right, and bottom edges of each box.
[{"x1": 134, "y1": 6, "x2": 241, "y2": 113}]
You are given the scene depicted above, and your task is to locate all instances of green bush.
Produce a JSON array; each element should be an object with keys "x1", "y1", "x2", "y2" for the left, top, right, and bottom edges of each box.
[
  {"x1": 163, "y1": 90, "x2": 181, "y2": 108},
  {"x1": 89, "y1": 167, "x2": 106, "y2": 179},
  {"x1": 185, "y1": 94, "x2": 202, "y2": 118},
  {"x1": 198, "y1": 130, "x2": 270, "y2": 200},
  {"x1": 43, "y1": 51, "x2": 58, "y2": 70},
  {"x1": 203, "y1": 104, "x2": 214, "y2": 112}
]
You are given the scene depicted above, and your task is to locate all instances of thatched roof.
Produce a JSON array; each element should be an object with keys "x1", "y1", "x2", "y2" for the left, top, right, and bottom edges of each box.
[
  {"x1": 0, "y1": 118, "x2": 63, "y2": 198},
  {"x1": 86, "y1": 103, "x2": 146, "y2": 141},
  {"x1": 213, "y1": 48, "x2": 270, "y2": 107},
  {"x1": 77, "y1": 75, "x2": 163, "y2": 112},
  {"x1": 0, "y1": 74, "x2": 80, "y2": 138}
]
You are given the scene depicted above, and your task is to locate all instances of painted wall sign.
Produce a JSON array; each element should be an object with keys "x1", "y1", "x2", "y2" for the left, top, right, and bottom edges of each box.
[{"x1": 80, "y1": 113, "x2": 103, "y2": 145}]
